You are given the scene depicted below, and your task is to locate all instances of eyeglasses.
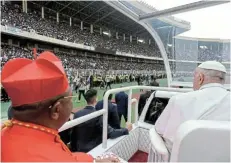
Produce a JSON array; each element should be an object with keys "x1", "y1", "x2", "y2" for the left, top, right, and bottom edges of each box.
[
  {"x1": 64, "y1": 95, "x2": 78, "y2": 102},
  {"x1": 48, "y1": 95, "x2": 78, "y2": 109}
]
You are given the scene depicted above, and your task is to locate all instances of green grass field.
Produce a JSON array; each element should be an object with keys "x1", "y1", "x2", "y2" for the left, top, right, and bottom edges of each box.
[{"x1": 1, "y1": 79, "x2": 169, "y2": 121}]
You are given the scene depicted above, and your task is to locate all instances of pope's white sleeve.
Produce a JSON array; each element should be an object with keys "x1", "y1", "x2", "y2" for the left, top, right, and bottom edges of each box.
[{"x1": 155, "y1": 96, "x2": 176, "y2": 136}]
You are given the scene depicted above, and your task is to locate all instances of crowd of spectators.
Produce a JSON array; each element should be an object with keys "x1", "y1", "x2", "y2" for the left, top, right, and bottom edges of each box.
[
  {"x1": 1, "y1": 45, "x2": 165, "y2": 75},
  {"x1": 2, "y1": 44, "x2": 227, "y2": 81},
  {"x1": 169, "y1": 46, "x2": 230, "y2": 62},
  {"x1": 1, "y1": 2, "x2": 229, "y2": 76},
  {"x1": 198, "y1": 49, "x2": 222, "y2": 62},
  {"x1": 53, "y1": 51, "x2": 164, "y2": 71},
  {"x1": 0, "y1": 45, "x2": 32, "y2": 68},
  {"x1": 1, "y1": 3, "x2": 161, "y2": 58}
]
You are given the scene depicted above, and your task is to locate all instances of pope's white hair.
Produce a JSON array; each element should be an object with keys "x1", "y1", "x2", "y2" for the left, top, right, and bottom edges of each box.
[{"x1": 198, "y1": 68, "x2": 226, "y2": 83}]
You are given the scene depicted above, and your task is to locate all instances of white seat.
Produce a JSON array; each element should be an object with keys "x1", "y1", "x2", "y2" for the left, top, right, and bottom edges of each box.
[
  {"x1": 148, "y1": 126, "x2": 169, "y2": 162},
  {"x1": 148, "y1": 120, "x2": 230, "y2": 162}
]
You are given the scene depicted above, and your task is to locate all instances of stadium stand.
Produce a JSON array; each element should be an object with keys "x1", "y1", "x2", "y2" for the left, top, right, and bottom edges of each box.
[
  {"x1": 1, "y1": 2, "x2": 230, "y2": 63},
  {"x1": 1, "y1": 3, "x2": 161, "y2": 58},
  {"x1": 1, "y1": 45, "x2": 165, "y2": 73},
  {"x1": 171, "y1": 39, "x2": 230, "y2": 62},
  {"x1": 169, "y1": 47, "x2": 228, "y2": 62},
  {"x1": 1, "y1": 1, "x2": 229, "y2": 84}
]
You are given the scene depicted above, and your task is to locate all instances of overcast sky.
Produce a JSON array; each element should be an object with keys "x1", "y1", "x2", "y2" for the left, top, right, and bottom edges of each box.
[{"x1": 143, "y1": 0, "x2": 231, "y2": 39}]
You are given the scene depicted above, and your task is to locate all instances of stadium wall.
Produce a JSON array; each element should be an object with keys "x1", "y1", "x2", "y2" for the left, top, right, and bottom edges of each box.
[
  {"x1": 1, "y1": 25, "x2": 163, "y2": 62},
  {"x1": 95, "y1": 46, "x2": 116, "y2": 55}
]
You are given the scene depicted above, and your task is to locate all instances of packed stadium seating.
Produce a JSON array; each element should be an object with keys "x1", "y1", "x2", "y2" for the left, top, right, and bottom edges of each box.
[
  {"x1": 169, "y1": 48, "x2": 229, "y2": 62},
  {"x1": 1, "y1": 45, "x2": 165, "y2": 74},
  {"x1": 1, "y1": 2, "x2": 229, "y2": 79},
  {"x1": 1, "y1": 3, "x2": 161, "y2": 58}
]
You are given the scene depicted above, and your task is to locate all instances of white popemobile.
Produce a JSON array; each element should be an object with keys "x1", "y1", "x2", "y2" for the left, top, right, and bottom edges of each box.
[{"x1": 59, "y1": 85, "x2": 230, "y2": 162}]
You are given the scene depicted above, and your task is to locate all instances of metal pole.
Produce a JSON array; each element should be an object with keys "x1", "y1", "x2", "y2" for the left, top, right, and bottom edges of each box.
[
  {"x1": 90, "y1": 24, "x2": 93, "y2": 33},
  {"x1": 127, "y1": 88, "x2": 132, "y2": 123},
  {"x1": 25, "y1": 0, "x2": 27, "y2": 13},
  {"x1": 81, "y1": 21, "x2": 83, "y2": 31},
  {"x1": 22, "y1": 0, "x2": 25, "y2": 12},
  {"x1": 100, "y1": 27, "x2": 102, "y2": 35},
  {"x1": 57, "y1": 12, "x2": 59, "y2": 23},
  {"x1": 102, "y1": 90, "x2": 111, "y2": 148},
  {"x1": 109, "y1": 30, "x2": 111, "y2": 38},
  {"x1": 131, "y1": 99, "x2": 139, "y2": 125},
  {"x1": 135, "y1": 100, "x2": 139, "y2": 125},
  {"x1": 59, "y1": 109, "x2": 105, "y2": 132},
  {"x1": 42, "y1": 7, "x2": 44, "y2": 19},
  {"x1": 128, "y1": 86, "x2": 192, "y2": 93}
]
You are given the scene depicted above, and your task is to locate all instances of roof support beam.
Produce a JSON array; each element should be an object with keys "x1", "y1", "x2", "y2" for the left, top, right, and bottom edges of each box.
[
  {"x1": 139, "y1": 0, "x2": 229, "y2": 20},
  {"x1": 96, "y1": 19, "x2": 128, "y2": 34},
  {"x1": 30, "y1": 1, "x2": 84, "y2": 24},
  {"x1": 107, "y1": 14, "x2": 123, "y2": 24},
  {"x1": 44, "y1": 1, "x2": 51, "y2": 5},
  {"x1": 106, "y1": 15, "x2": 126, "y2": 25},
  {"x1": 58, "y1": 1, "x2": 74, "y2": 12},
  {"x1": 125, "y1": 23, "x2": 139, "y2": 30},
  {"x1": 135, "y1": 28, "x2": 146, "y2": 35},
  {"x1": 93, "y1": 10, "x2": 116, "y2": 24},
  {"x1": 71, "y1": 1, "x2": 96, "y2": 17},
  {"x1": 83, "y1": 5, "x2": 108, "y2": 21},
  {"x1": 55, "y1": 1, "x2": 90, "y2": 18},
  {"x1": 114, "y1": 20, "x2": 130, "y2": 28}
]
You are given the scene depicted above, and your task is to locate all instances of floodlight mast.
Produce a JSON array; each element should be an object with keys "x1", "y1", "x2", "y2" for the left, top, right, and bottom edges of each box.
[{"x1": 139, "y1": 1, "x2": 229, "y2": 20}]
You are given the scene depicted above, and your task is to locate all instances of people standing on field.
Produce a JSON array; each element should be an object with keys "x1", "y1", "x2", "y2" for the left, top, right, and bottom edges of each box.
[
  {"x1": 77, "y1": 78, "x2": 86, "y2": 103},
  {"x1": 150, "y1": 76, "x2": 160, "y2": 87},
  {"x1": 115, "y1": 86, "x2": 128, "y2": 122},
  {"x1": 73, "y1": 74, "x2": 80, "y2": 93},
  {"x1": 105, "y1": 76, "x2": 112, "y2": 90}
]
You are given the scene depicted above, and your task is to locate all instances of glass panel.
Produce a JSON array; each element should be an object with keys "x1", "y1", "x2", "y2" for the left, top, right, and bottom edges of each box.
[
  {"x1": 143, "y1": 0, "x2": 201, "y2": 10},
  {"x1": 119, "y1": 1, "x2": 146, "y2": 15},
  {"x1": 120, "y1": 1, "x2": 230, "y2": 85},
  {"x1": 170, "y1": 3, "x2": 230, "y2": 83}
]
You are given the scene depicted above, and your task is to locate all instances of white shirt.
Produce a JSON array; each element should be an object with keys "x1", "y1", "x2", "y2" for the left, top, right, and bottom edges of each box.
[
  {"x1": 73, "y1": 77, "x2": 77, "y2": 82},
  {"x1": 73, "y1": 76, "x2": 80, "y2": 83},
  {"x1": 106, "y1": 77, "x2": 110, "y2": 82},
  {"x1": 78, "y1": 82, "x2": 86, "y2": 90},
  {"x1": 155, "y1": 83, "x2": 230, "y2": 151}
]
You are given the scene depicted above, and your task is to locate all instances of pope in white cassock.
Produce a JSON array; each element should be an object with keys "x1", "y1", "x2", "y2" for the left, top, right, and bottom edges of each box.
[{"x1": 155, "y1": 61, "x2": 230, "y2": 153}]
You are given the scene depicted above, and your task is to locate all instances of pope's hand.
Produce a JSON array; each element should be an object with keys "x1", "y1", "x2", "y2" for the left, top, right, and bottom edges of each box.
[
  {"x1": 95, "y1": 156, "x2": 120, "y2": 162},
  {"x1": 126, "y1": 122, "x2": 133, "y2": 131}
]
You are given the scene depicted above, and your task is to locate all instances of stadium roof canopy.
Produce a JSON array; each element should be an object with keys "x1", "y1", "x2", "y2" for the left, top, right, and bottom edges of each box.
[
  {"x1": 27, "y1": 1, "x2": 229, "y2": 44},
  {"x1": 175, "y1": 3, "x2": 231, "y2": 40},
  {"x1": 27, "y1": 0, "x2": 193, "y2": 40},
  {"x1": 143, "y1": 0, "x2": 231, "y2": 40},
  {"x1": 28, "y1": 1, "x2": 152, "y2": 38}
]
